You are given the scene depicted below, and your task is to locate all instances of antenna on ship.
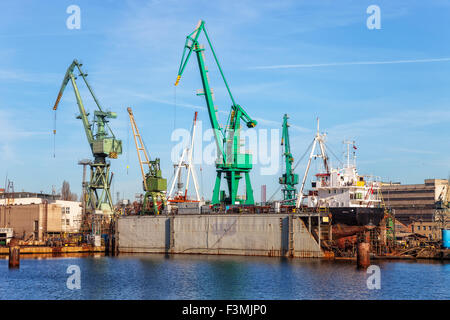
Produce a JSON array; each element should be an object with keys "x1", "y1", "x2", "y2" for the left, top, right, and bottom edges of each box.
[{"x1": 343, "y1": 140, "x2": 355, "y2": 168}]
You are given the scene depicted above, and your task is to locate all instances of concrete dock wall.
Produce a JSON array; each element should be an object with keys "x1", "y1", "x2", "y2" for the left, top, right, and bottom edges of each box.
[{"x1": 117, "y1": 214, "x2": 323, "y2": 258}]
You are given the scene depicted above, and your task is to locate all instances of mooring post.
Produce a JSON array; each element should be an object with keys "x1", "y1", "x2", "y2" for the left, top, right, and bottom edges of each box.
[
  {"x1": 9, "y1": 246, "x2": 20, "y2": 269},
  {"x1": 357, "y1": 242, "x2": 370, "y2": 269}
]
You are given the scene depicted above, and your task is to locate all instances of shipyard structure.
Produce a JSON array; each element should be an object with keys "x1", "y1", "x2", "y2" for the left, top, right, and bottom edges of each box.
[{"x1": 1, "y1": 20, "x2": 449, "y2": 263}]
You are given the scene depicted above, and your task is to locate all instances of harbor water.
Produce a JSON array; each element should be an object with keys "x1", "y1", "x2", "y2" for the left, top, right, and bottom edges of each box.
[{"x1": 0, "y1": 253, "x2": 448, "y2": 300}]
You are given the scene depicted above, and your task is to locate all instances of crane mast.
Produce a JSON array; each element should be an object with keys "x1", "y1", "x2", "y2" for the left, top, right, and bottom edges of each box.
[
  {"x1": 53, "y1": 59, "x2": 122, "y2": 215},
  {"x1": 295, "y1": 118, "x2": 329, "y2": 208},
  {"x1": 127, "y1": 107, "x2": 167, "y2": 215},
  {"x1": 168, "y1": 112, "x2": 201, "y2": 202},
  {"x1": 175, "y1": 20, "x2": 257, "y2": 206},
  {"x1": 279, "y1": 114, "x2": 298, "y2": 205}
]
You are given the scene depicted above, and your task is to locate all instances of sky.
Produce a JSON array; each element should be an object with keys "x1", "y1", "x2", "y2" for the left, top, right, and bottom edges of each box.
[{"x1": 0, "y1": 0, "x2": 449, "y2": 202}]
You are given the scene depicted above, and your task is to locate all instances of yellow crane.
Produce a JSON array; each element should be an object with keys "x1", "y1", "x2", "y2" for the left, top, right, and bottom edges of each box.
[{"x1": 127, "y1": 107, "x2": 167, "y2": 215}]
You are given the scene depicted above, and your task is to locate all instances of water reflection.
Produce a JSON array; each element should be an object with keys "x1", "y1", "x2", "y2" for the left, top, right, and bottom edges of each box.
[{"x1": 0, "y1": 253, "x2": 448, "y2": 300}]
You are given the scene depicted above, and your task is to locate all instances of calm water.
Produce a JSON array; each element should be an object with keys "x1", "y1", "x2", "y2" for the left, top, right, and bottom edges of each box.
[{"x1": 0, "y1": 253, "x2": 448, "y2": 300}]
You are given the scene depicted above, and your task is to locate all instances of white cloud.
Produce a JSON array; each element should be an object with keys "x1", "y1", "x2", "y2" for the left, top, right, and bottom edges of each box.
[{"x1": 251, "y1": 57, "x2": 450, "y2": 70}]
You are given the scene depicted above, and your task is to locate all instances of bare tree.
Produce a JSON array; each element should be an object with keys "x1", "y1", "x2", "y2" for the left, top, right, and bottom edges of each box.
[{"x1": 61, "y1": 180, "x2": 78, "y2": 201}]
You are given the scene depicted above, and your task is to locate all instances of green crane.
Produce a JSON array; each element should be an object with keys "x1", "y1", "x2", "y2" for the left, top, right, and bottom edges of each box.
[
  {"x1": 279, "y1": 114, "x2": 298, "y2": 205},
  {"x1": 127, "y1": 107, "x2": 167, "y2": 215},
  {"x1": 175, "y1": 20, "x2": 257, "y2": 206},
  {"x1": 53, "y1": 59, "x2": 122, "y2": 215}
]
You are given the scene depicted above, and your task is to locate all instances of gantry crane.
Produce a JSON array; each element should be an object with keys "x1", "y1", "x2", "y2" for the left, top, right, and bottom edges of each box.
[
  {"x1": 53, "y1": 59, "x2": 122, "y2": 215},
  {"x1": 279, "y1": 114, "x2": 298, "y2": 205},
  {"x1": 127, "y1": 107, "x2": 167, "y2": 215},
  {"x1": 175, "y1": 20, "x2": 257, "y2": 206}
]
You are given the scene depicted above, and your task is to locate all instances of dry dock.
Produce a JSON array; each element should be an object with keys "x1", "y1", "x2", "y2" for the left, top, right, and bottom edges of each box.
[{"x1": 117, "y1": 214, "x2": 324, "y2": 258}]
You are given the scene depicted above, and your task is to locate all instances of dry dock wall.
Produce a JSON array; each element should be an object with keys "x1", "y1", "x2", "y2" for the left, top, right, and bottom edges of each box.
[{"x1": 117, "y1": 214, "x2": 323, "y2": 258}]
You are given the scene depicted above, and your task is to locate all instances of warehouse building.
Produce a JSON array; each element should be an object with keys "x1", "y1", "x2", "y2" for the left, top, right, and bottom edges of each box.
[
  {"x1": 0, "y1": 191, "x2": 82, "y2": 240},
  {"x1": 381, "y1": 179, "x2": 449, "y2": 225}
]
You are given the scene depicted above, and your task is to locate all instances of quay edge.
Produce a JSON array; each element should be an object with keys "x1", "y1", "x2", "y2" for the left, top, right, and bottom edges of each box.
[{"x1": 116, "y1": 214, "x2": 325, "y2": 258}]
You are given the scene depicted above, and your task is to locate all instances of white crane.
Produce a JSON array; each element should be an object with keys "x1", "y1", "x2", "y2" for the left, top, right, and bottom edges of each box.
[{"x1": 168, "y1": 112, "x2": 201, "y2": 202}]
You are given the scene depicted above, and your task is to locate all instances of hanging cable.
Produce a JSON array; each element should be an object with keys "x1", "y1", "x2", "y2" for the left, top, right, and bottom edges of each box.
[
  {"x1": 268, "y1": 139, "x2": 315, "y2": 202},
  {"x1": 293, "y1": 139, "x2": 314, "y2": 171},
  {"x1": 173, "y1": 86, "x2": 177, "y2": 131},
  {"x1": 324, "y1": 142, "x2": 344, "y2": 167},
  {"x1": 53, "y1": 110, "x2": 57, "y2": 158},
  {"x1": 126, "y1": 120, "x2": 130, "y2": 175}
]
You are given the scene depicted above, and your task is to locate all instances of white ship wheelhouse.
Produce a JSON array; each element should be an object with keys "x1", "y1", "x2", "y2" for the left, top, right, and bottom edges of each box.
[
  {"x1": 294, "y1": 119, "x2": 382, "y2": 211},
  {"x1": 308, "y1": 167, "x2": 381, "y2": 209},
  {"x1": 304, "y1": 137, "x2": 381, "y2": 209}
]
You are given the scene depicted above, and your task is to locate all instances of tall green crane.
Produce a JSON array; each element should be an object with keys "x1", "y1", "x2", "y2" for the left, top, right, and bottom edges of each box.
[
  {"x1": 53, "y1": 59, "x2": 122, "y2": 215},
  {"x1": 279, "y1": 114, "x2": 298, "y2": 205},
  {"x1": 175, "y1": 20, "x2": 257, "y2": 206}
]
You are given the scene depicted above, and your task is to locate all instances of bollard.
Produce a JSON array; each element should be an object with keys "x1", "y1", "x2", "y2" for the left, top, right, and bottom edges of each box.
[
  {"x1": 9, "y1": 246, "x2": 20, "y2": 269},
  {"x1": 357, "y1": 242, "x2": 370, "y2": 269}
]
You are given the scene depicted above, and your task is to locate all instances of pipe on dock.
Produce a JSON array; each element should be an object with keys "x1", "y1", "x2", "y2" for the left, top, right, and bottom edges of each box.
[
  {"x1": 357, "y1": 242, "x2": 370, "y2": 269},
  {"x1": 8, "y1": 246, "x2": 20, "y2": 268}
]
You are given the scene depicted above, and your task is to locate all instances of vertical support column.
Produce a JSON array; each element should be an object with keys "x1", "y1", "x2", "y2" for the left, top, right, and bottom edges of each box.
[
  {"x1": 318, "y1": 213, "x2": 321, "y2": 249},
  {"x1": 169, "y1": 216, "x2": 175, "y2": 253},
  {"x1": 9, "y1": 246, "x2": 20, "y2": 269},
  {"x1": 357, "y1": 242, "x2": 371, "y2": 269},
  {"x1": 288, "y1": 215, "x2": 294, "y2": 257},
  {"x1": 212, "y1": 172, "x2": 222, "y2": 204},
  {"x1": 244, "y1": 172, "x2": 254, "y2": 205},
  {"x1": 329, "y1": 218, "x2": 333, "y2": 241}
]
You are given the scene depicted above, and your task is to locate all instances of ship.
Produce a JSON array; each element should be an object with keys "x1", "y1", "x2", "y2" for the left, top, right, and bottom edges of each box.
[{"x1": 305, "y1": 141, "x2": 384, "y2": 226}]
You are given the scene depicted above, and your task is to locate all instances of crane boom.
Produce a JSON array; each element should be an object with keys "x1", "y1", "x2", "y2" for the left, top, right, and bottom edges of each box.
[
  {"x1": 53, "y1": 60, "x2": 94, "y2": 146},
  {"x1": 175, "y1": 20, "x2": 257, "y2": 205}
]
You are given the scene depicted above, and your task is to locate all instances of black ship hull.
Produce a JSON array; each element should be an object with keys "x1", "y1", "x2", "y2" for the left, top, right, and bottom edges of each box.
[{"x1": 329, "y1": 207, "x2": 385, "y2": 226}]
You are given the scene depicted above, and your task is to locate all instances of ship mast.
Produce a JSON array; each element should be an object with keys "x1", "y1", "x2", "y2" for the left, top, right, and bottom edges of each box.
[
  {"x1": 295, "y1": 118, "x2": 329, "y2": 208},
  {"x1": 343, "y1": 140, "x2": 356, "y2": 168}
]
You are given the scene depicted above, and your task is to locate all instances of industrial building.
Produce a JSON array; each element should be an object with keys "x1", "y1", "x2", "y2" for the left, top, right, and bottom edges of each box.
[
  {"x1": 411, "y1": 221, "x2": 442, "y2": 240},
  {"x1": 0, "y1": 191, "x2": 83, "y2": 240},
  {"x1": 381, "y1": 179, "x2": 449, "y2": 225}
]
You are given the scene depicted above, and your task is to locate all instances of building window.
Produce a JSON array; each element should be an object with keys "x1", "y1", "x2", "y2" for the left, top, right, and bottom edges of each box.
[{"x1": 417, "y1": 226, "x2": 420, "y2": 231}]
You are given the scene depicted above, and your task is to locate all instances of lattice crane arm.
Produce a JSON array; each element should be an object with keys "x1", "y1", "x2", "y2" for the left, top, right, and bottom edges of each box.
[
  {"x1": 53, "y1": 60, "x2": 94, "y2": 146},
  {"x1": 127, "y1": 107, "x2": 151, "y2": 191}
]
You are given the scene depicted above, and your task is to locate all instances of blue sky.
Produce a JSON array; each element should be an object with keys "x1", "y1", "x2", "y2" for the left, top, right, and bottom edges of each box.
[{"x1": 0, "y1": 0, "x2": 449, "y2": 202}]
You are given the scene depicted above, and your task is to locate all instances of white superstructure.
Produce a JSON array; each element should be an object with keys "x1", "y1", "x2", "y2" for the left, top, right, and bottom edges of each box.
[{"x1": 307, "y1": 141, "x2": 381, "y2": 209}]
